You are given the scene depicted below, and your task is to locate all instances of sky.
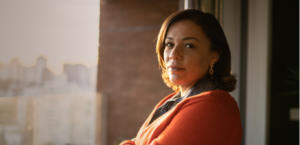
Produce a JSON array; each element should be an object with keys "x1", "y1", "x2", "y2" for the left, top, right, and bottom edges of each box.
[{"x1": 0, "y1": 0, "x2": 100, "y2": 75}]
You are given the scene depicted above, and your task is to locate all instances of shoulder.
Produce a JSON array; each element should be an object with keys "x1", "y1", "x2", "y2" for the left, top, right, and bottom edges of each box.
[
  {"x1": 178, "y1": 90, "x2": 240, "y2": 119},
  {"x1": 174, "y1": 90, "x2": 242, "y2": 134},
  {"x1": 148, "y1": 90, "x2": 242, "y2": 144},
  {"x1": 186, "y1": 90, "x2": 237, "y2": 107},
  {"x1": 191, "y1": 89, "x2": 234, "y2": 100}
]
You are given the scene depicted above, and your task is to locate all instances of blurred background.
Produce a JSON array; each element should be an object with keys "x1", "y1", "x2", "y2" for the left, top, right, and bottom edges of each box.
[
  {"x1": 0, "y1": 0, "x2": 102, "y2": 145},
  {"x1": 0, "y1": 0, "x2": 298, "y2": 145}
]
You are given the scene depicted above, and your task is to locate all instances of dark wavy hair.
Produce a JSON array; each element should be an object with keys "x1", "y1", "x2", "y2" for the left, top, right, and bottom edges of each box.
[{"x1": 156, "y1": 9, "x2": 236, "y2": 92}]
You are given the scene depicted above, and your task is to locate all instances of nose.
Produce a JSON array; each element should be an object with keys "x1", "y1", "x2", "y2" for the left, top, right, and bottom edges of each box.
[{"x1": 168, "y1": 45, "x2": 182, "y2": 60}]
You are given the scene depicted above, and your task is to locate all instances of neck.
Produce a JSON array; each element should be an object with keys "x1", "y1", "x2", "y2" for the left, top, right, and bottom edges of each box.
[{"x1": 179, "y1": 82, "x2": 196, "y2": 97}]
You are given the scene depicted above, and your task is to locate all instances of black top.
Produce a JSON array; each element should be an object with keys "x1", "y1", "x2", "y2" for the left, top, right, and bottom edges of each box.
[{"x1": 148, "y1": 77, "x2": 219, "y2": 126}]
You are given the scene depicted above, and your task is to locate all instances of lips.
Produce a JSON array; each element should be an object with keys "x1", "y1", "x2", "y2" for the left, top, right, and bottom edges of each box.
[{"x1": 168, "y1": 65, "x2": 185, "y2": 72}]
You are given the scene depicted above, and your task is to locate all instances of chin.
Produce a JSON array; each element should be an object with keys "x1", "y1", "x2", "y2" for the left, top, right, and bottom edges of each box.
[{"x1": 169, "y1": 75, "x2": 186, "y2": 86}]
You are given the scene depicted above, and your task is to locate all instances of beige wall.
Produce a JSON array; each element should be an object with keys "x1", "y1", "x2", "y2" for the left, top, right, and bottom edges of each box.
[{"x1": 221, "y1": 0, "x2": 241, "y2": 106}]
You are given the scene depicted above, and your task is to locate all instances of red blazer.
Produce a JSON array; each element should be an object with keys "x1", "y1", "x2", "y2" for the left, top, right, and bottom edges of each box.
[{"x1": 120, "y1": 90, "x2": 243, "y2": 145}]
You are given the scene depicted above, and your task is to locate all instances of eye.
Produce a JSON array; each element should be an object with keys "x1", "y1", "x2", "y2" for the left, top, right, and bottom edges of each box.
[
  {"x1": 165, "y1": 42, "x2": 174, "y2": 47},
  {"x1": 184, "y1": 43, "x2": 195, "y2": 48}
]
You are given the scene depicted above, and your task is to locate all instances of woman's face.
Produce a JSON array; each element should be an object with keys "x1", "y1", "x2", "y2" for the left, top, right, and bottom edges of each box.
[{"x1": 164, "y1": 20, "x2": 219, "y2": 88}]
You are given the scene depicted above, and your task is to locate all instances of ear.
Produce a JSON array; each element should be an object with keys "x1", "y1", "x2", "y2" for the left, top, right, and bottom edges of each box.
[{"x1": 211, "y1": 51, "x2": 219, "y2": 64}]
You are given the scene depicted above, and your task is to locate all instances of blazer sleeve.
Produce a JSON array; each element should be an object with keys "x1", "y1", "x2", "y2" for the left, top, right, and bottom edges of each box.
[{"x1": 149, "y1": 94, "x2": 243, "y2": 145}]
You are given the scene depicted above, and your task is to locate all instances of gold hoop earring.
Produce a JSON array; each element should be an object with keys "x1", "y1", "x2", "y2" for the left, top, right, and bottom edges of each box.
[{"x1": 209, "y1": 63, "x2": 214, "y2": 75}]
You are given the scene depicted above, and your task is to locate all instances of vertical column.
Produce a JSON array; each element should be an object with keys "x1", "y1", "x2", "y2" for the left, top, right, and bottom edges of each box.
[{"x1": 245, "y1": 0, "x2": 271, "y2": 145}]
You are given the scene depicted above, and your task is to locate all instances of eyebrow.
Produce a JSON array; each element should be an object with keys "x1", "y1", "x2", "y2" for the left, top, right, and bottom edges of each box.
[
  {"x1": 166, "y1": 37, "x2": 173, "y2": 40},
  {"x1": 182, "y1": 37, "x2": 200, "y2": 42},
  {"x1": 165, "y1": 37, "x2": 200, "y2": 42}
]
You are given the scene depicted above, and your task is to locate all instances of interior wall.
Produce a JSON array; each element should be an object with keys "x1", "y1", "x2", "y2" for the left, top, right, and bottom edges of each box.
[
  {"x1": 97, "y1": 1, "x2": 178, "y2": 144},
  {"x1": 221, "y1": 0, "x2": 241, "y2": 106}
]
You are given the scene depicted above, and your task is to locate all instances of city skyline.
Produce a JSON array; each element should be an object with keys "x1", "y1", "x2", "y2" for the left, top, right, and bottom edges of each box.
[
  {"x1": 0, "y1": 56, "x2": 97, "y2": 97},
  {"x1": 0, "y1": 56, "x2": 98, "y2": 76}
]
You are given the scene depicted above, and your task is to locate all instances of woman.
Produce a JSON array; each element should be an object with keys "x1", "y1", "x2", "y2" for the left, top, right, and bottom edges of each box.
[{"x1": 120, "y1": 9, "x2": 242, "y2": 145}]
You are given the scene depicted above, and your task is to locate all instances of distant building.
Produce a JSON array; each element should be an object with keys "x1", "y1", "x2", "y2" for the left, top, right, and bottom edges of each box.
[{"x1": 0, "y1": 57, "x2": 97, "y2": 97}]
